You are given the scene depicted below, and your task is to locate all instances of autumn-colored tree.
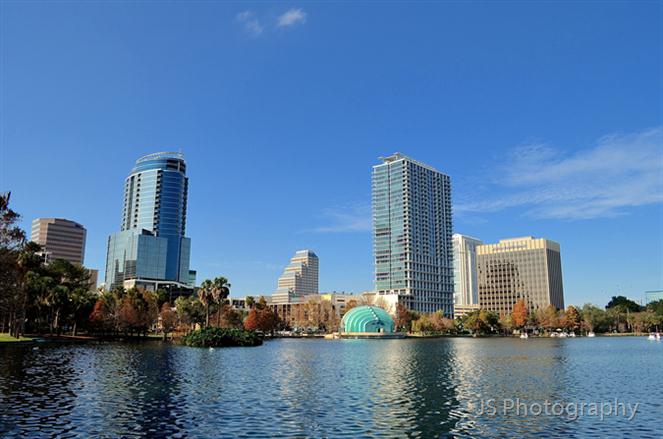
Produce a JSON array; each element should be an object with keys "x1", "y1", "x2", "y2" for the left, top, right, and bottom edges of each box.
[
  {"x1": 219, "y1": 305, "x2": 244, "y2": 329},
  {"x1": 511, "y1": 299, "x2": 529, "y2": 329},
  {"x1": 117, "y1": 289, "x2": 157, "y2": 335},
  {"x1": 89, "y1": 299, "x2": 112, "y2": 334},
  {"x1": 561, "y1": 305, "x2": 581, "y2": 333},
  {"x1": 159, "y1": 302, "x2": 177, "y2": 340},
  {"x1": 536, "y1": 305, "x2": 560, "y2": 332},
  {"x1": 345, "y1": 299, "x2": 358, "y2": 312},
  {"x1": 244, "y1": 308, "x2": 260, "y2": 331},
  {"x1": 258, "y1": 307, "x2": 279, "y2": 334},
  {"x1": 394, "y1": 303, "x2": 414, "y2": 332}
]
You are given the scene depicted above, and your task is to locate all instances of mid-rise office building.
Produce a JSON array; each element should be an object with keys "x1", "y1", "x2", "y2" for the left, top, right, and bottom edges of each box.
[
  {"x1": 104, "y1": 152, "x2": 193, "y2": 291},
  {"x1": 372, "y1": 153, "x2": 454, "y2": 315},
  {"x1": 453, "y1": 234, "x2": 482, "y2": 306},
  {"x1": 272, "y1": 250, "x2": 319, "y2": 304},
  {"x1": 30, "y1": 218, "x2": 87, "y2": 265},
  {"x1": 476, "y1": 236, "x2": 564, "y2": 315}
]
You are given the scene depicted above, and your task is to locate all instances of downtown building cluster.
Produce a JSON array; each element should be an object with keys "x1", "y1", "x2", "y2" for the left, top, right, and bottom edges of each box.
[{"x1": 29, "y1": 150, "x2": 568, "y2": 318}]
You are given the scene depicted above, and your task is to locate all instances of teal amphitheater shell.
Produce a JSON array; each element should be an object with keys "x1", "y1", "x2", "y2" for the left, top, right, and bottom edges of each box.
[{"x1": 340, "y1": 306, "x2": 395, "y2": 333}]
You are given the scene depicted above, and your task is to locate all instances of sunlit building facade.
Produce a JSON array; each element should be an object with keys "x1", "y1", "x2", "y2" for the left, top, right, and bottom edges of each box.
[
  {"x1": 31, "y1": 218, "x2": 87, "y2": 265},
  {"x1": 476, "y1": 237, "x2": 564, "y2": 315},
  {"x1": 372, "y1": 153, "x2": 454, "y2": 316},
  {"x1": 105, "y1": 152, "x2": 193, "y2": 291},
  {"x1": 453, "y1": 234, "x2": 482, "y2": 306},
  {"x1": 271, "y1": 250, "x2": 319, "y2": 304}
]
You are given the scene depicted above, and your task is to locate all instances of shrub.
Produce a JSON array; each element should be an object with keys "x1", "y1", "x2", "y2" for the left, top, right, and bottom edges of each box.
[{"x1": 181, "y1": 327, "x2": 263, "y2": 348}]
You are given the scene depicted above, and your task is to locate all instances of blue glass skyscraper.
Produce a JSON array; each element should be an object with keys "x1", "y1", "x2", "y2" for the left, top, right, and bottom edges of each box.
[
  {"x1": 104, "y1": 152, "x2": 193, "y2": 291},
  {"x1": 372, "y1": 153, "x2": 454, "y2": 316}
]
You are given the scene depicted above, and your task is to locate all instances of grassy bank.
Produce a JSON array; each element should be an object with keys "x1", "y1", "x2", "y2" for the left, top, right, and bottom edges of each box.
[{"x1": 0, "y1": 333, "x2": 34, "y2": 343}]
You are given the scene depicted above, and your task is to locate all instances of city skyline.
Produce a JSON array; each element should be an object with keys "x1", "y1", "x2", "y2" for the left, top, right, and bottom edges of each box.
[{"x1": 2, "y1": 2, "x2": 661, "y2": 306}]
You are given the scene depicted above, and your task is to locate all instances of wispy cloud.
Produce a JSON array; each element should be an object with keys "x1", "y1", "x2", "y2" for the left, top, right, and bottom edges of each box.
[
  {"x1": 277, "y1": 8, "x2": 307, "y2": 27},
  {"x1": 236, "y1": 10, "x2": 263, "y2": 37},
  {"x1": 457, "y1": 127, "x2": 663, "y2": 220},
  {"x1": 309, "y1": 204, "x2": 371, "y2": 233}
]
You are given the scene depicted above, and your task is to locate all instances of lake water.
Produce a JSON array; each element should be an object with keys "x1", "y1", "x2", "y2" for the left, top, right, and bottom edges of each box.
[{"x1": 1, "y1": 337, "x2": 661, "y2": 438}]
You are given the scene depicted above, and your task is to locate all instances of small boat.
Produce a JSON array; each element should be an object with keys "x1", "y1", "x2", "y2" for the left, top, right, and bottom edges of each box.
[
  {"x1": 587, "y1": 332, "x2": 596, "y2": 337},
  {"x1": 559, "y1": 332, "x2": 568, "y2": 338},
  {"x1": 569, "y1": 332, "x2": 576, "y2": 338},
  {"x1": 549, "y1": 332, "x2": 557, "y2": 338},
  {"x1": 520, "y1": 332, "x2": 528, "y2": 339},
  {"x1": 648, "y1": 334, "x2": 656, "y2": 340}
]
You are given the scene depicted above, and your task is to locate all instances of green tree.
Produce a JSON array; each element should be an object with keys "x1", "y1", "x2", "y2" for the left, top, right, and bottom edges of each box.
[
  {"x1": 0, "y1": 192, "x2": 26, "y2": 337},
  {"x1": 536, "y1": 305, "x2": 560, "y2": 332},
  {"x1": 581, "y1": 304, "x2": 608, "y2": 333},
  {"x1": 606, "y1": 295, "x2": 642, "y2": 313},
  {"x1": 645, "y1": 299, "x2": 663, "y2": 317},
  {"x1": 462, "y1": 309, "x2": 499, "y2": 336}
]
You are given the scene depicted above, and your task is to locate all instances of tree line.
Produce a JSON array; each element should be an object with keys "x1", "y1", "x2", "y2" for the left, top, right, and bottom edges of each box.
[{"x1": 391, "y1": 296, "x2": 663, "y2": 336}]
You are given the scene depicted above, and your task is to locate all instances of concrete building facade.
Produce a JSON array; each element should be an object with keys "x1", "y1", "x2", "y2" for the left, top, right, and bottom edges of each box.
[
  {"x1": 476, "y1": 237, "x2": 564, "y2": 315},
  {"x1": 372, "y1": 153, "x2": 454, "y2": 315},
  {"x1": 271, "y1": 250, "x2": 319, "y2": 304},
  {"x1": 30, "y1": 218, "x2": 87, "y2": 265}
]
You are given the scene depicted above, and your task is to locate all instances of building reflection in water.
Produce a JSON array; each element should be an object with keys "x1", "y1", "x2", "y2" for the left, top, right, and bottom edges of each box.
[{"x1": 450, "y1": 337, "x2": 574, "y2": 437}]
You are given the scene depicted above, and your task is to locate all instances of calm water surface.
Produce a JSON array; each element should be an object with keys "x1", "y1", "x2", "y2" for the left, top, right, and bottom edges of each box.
[{"x1": 1, "y1": 337, "x2": 662, "y2": 438}]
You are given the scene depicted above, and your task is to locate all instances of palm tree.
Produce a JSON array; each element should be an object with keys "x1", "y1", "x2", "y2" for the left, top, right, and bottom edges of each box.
[
  {"x1": 198, "y1": 279, "x2": 214, "y2": 328},
  {"x1": 211, "y1": 277, "x2": 231, "y2": 327}
]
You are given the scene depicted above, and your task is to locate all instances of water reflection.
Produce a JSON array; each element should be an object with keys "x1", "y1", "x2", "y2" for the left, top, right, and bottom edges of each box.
[{"x1": 1, "y1": 338, "x2": 662, "y2": 438}]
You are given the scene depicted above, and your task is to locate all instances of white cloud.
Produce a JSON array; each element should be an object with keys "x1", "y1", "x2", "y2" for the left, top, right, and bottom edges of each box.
[
  {"x1": 236, "y1": 10, "x2": 263, "y2": 37},
  {"x1": 457, "y1": 127, "x2": 663, "y2": 220},
  {"x1": 310, "y1": 204, "x2": 371, "y2": 233},
  {"x1": 277, "y1": 8, "x2": 307, "y2": 27}
]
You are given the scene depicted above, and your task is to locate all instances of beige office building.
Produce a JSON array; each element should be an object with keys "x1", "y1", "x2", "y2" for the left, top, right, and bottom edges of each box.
[
  {"x1": 271, "y1": 250, "x2": 319, "y2": 304},
  {"x1": 476, "y1": 237, "x2": 564, "y2": 315},
  {"x1": 31, "y1": 218, "x2": 87, "y2": 265}
]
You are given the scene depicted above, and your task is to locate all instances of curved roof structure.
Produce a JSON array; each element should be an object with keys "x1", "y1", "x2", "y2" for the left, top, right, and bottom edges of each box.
[{"x1": 341, "y1": 306, "x2": 395, "y2": 333}]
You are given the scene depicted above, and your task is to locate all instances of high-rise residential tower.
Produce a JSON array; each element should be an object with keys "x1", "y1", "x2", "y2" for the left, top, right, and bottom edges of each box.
[
  {"x1": 453, "y1": 234, "x2": 482, "y2": 306},
  {"x1": 271, "y1": 250, "x2": 319, "y2": 305},
  {"x1": 372, "y1": 153, "x2": 454, "y2": 315},
  {"x1": 104, "y1": 152, "x2": 192, "y2": 291},
  {"x1": 476, "y1": 236, "x2": 564, "y2": 315},
  {"x1": 30, "y1": 218, "x2": 87, "y2": 265}
]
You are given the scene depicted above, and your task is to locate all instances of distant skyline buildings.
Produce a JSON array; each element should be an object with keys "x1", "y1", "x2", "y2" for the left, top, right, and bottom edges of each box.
[
  {"x1": 30, "y1": 218, "x2": 87, "y2": 265},
  {"x1": 272, "y1": 250, "x2": 319, "y2": 304},
  {"x1": 104, "y1": 152, "x2": 193, "y2": 291},
  {"x1": 372, "y1": 153, "x2": 454, "y2": 315},
  {"x1": 476, "y1": 236, "x2": 565, "y2": 315},
  {"x1": 453, "y1": 234, "x2": 482, "y2": 306}
]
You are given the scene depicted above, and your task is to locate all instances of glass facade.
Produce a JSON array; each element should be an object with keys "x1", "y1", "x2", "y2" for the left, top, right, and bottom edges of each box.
[
  {"x1": 105, "y1": 152, "x2": 192, "y2": 290},
  {"x1": 372, "y1": 153, "x2": 454, "y2": 316}
]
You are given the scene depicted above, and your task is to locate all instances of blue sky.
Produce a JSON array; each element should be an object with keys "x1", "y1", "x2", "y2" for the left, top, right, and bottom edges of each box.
[{"x1": 1, "y1": 1, "x2": 661, "y2": 307}]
